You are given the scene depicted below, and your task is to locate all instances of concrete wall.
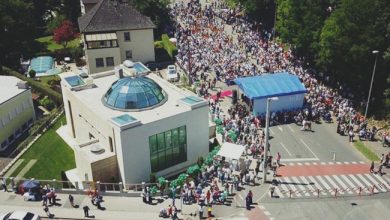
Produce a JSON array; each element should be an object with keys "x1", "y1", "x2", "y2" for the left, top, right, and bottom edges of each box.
[
  {"x1": 116, "y1": 106, "x2": 209, "y2": 184},
  {"x1": 85, "y1": 46, "x2": 121, "y2": 74},
  {"x1": 253, "y1": 93, "x2": 306, "y2": 115},
  {"x1": 0, "y1": 90, "x2": 35, "y2": 150},
  {"x1": 116, "y1": 29, "x2": 155, "y2": 63}
]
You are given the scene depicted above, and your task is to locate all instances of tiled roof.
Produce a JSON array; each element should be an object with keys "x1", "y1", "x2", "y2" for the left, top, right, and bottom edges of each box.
[{"x1": 78, "y1": 0, "x2": 155, "y2": 33}]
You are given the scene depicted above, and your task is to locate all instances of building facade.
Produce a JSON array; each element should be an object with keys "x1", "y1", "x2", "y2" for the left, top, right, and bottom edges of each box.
[
  {"x1": 59, "y1": 63, "x2": 209, "y2": 184},
  {"x1": 78, "y1": 0, "x2": 156, "y2": 75},
  {"x1": 0, "y1": 76, "x2": 35, "y2": 152}
]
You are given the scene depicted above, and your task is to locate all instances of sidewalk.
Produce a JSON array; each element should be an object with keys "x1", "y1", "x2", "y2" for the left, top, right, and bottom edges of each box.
[
  {"x1": 363, "y1": 139, "x2": 390, "y2": 160},
  {"x1": 0, "y1": 190, "x2": 198, "y2": 220}
]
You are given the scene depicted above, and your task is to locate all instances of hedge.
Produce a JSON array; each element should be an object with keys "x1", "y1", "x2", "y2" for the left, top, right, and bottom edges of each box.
[
  {"x1": 1, "y1": 67, "x2": 63, "y2": 104},
  {"x1": 161, "y1": 34, "x2": 177, "y2": 58}
]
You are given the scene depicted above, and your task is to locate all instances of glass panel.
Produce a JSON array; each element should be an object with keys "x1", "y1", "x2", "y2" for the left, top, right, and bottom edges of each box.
[
  {"x1": 165, "y1": 131, "x2": 173, "y2": 167},
  {"x1": 157, "y1": 133, "x2": 165, "y2": 169}
]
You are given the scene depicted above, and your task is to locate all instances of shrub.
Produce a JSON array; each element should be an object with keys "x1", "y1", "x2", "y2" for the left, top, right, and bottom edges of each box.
[
  {"x1": 197, "y1": 156, "x2": 204, "y2": 167},
  {"x1": 28, "y1": 69, "x2": 36, "y2": 78},
  {"x1": 154, "y1": 40, "x2": 164, "y2": 49},
  {"x1": 161, "y1": 34, "x2": 177, "y2": 58},
  {"x1": 150, "y1": 173, "x2": 157, "y2": 183},
  {"x1": 39, "y1": 96, "x2": 55, "y2": 110}
]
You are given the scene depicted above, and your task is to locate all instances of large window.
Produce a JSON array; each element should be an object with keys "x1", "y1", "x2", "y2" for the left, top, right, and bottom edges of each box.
[
  {"x1": 149, "y1": 126, "x2": 187, "y2": 172},
  {"x1": 125, "y1": 50, "x2": 132, "y2": 59},
  {"x1": 106, "y1": 57, "x2": 114, "y2": 67},
  {"x1": 95, "y1": 58, "x2": 104, "y2": 68}
]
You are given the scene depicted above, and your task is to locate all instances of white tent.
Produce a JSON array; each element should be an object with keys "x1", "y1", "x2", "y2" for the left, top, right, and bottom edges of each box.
[{"x1": 217, "y1": 142, "x2": 245, "y2": 160}]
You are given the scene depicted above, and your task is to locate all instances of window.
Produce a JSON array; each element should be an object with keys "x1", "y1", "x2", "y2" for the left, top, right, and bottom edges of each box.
[
  {"x1": 125, "y1": 50, "x2": 132, "y2": 59},
  {"x1": 106, "y1": 57, "x2": 114, "y2": 67},
  {"x1": 109, "y1": 137, "x2": 114, "y2": 152},
  {"x1": 89, "y1": 133, "x2": 95, "y2": 140},
  {"x1": 149, "y1": 126, "x2": 187, "y2": 172},
  {"x1": 96, "y1": 58, "x2": 104, "y2": 68},
  {"x1": 8, "y1": 134, "x2": 15, "y2": 143},
  {"x1": 124, "y1": 32, "x2": 131, "y2": 41},
  {"x1": 1, "y1": 140, "x2": 7, "y2": 149},
  {"x1": 22, "y1": 123, "x2": 28, "y2": 131}
]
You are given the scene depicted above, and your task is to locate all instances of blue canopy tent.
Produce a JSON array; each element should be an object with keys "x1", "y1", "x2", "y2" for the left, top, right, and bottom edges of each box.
[{"x1": 234, "y1": 72, "x2": 307, "y2": 115}]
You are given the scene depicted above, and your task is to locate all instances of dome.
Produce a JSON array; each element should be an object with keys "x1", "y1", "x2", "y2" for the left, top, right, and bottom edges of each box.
[{"x1": 103, "y1": 76, "x2": 167, "y2": 111}]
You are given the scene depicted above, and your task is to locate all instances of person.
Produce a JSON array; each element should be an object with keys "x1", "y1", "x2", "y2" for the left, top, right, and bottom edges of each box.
[
  {"x1": 207, "y1": 205, "x2": 212, "y2": 218},
  {"x1": 69, "y1": 194, "x2": 74, "y2": 207},
  {"x1": 247, "y1": 190, "x2": 253, "y2": 204},
  {"x1": 269, "y1": 184, "x2": 275, "y2": 198},
  {"x1": 370, "y1": 161, "x2": 375, "y2": 173},
  {"x1": 43, "y1": 204, "x2": 51, "y2": 217},
  {"x1": 198, "y1": 204, "x2": 203, "y2": 219},
  {"x1": 348, "y1": 129, "x2": 354, "y2": 142},
  {"x1": 42, "y1": 195, "x2": 48, "y2": 206},
  {"x1": 245, "y1": 194, "x2": 251, "y2": 210},
  {"x1": 83, "y1": 205, "x2": 90, "y2": 217},
  {"x1": 1, "y1": 177, "x2": 7, "y2": 192},
  {"x1": 276, "y1": 152, "x2": 281, "y2": 167},
  {"x1": 168, "y1": 205, "x2": 173, "y2": 217}
]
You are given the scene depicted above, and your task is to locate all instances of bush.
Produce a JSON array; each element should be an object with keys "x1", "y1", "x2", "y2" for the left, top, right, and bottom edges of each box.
[
  {"x1": 2, "y1": 67, "x2": 62, "y2": 104},
  {"x1": 76, "y1": 59, "x2": 86, "y2": 67},
  {"x1": 154, "y1": 40, "x2": 164, "y2": 49},
  {"x1": 161, "y1": 34, "x2": 177, "y2": 58},
  {"x1": 150, "y1": 173, "x2": 157, "y2": 183},
  {"x1": 39, "y1": 96, "x2": 55, "y2": 110},
  {"x1": 197, "y1": 156, "x2": 204, "y2": 167}
]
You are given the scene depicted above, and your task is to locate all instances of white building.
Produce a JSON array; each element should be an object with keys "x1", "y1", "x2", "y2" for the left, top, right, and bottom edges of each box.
[
  {"x1": 59, "y1": 62, "x2": 209, "y2": 184},
  {"x1": 0, "y1": 76, "x2": 35, "y2": 152},
  {"x1": 78, "y1": 0, "x2": 156, "y2": 75}
]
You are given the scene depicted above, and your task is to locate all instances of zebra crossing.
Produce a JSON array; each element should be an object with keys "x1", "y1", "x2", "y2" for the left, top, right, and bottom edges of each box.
[
  {"x1": 283, "y1": 161, "x2": 366, "y2": 166},
  {"x1": 274, "y1": 173, "x2": 390, "y2": 198}
]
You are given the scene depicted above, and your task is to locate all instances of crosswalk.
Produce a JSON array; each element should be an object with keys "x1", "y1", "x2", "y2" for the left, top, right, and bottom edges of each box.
[
  {"x1": 283, "y1": 161, "x2": 366, "y2": 166},
  {"x1": 273, "y1": 173, "x2": 390, "y2": 198}
]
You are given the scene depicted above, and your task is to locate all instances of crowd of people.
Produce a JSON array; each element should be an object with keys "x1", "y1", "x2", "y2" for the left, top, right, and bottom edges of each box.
[{"x1": 172, "y1": 0, "x2": 386, "y2": 142}]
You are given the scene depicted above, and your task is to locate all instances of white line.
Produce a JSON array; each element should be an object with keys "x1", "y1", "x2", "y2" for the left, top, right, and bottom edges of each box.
[
  {"x1": 307, "y1": 176, "x2": 327, "y2": 195},
  {"x1": 300, "y1": 139, "x2": 319, "y2": 159},
  {"x1": 280, "y1": 158, "x2": 319, "y2": 162},
  {"x1": 287, "y1": 124, "x2": 295, "y2": 133},
  {"x1": 304, "y1": 162, "x2": 310, "y2": 165},
  {"x1": 278, "y1": 126, "x2": 283, "y2": 131},
  {"x1": 316, "y1": 176, "x2": 332, "y2": 193},
  {"x1": 324, "y1": 175, "x2": 344, "y2": 194},
  {"x1": 312, "y1": 162, "x2": 318, "y2": 165},
  {"x1": 344, "y1": 162, "x2": 350, "y2": 164},
  {"x1": 297, "y1": 162, "x2": 303, "y2": 166},
  {"x1": 336, "y1": 162, "x2": 342, "y2": 165},
  {"x1": 357, "y1": 174, "x2": 378, "y2": 193},
  {"x1": 279, "y1": 178, "x2": 291, "y2": 194},
  {"x1": 321, "y1": 162, "x2": 327, "y2": 165},
  {"x1": 359, "y1": 161, "x2": 365, "y2": 164},
  {"x1": 280, "y1": 142, "x2": 293, "y2": 156},
  {"x1": 284, "y1": 177, "x2": 302, "y2": 197},
  {"x1": 348, "y1": 174, "x2": 370, "y2": 193},
  {"x1": 332, "y1": 175, "x2": 353, "y2": 194},
  {"x1": 370, "y1": 174, "x2": 390, "y2": 189},
  {"x1": 289, "y1": 163, "x2": 295, "y2": 166},
  {"x1": 264, "y1": 211, "x2": 271, "y2": 216},
  {"x1": 328, "y1": 162, "x2": 334, "y2": 165},
  {"x1": 238, "y1": 194, "x2": 244, "y2": 201},
  {"x1": 298, "y1": 176, "x2": 316, "y2": 196},
  {"x1": 352, "y1": 161, "x2": 357, "y2": 164},
  {"x1": 270, "y1": 129, "x2": 275, "y2": 135},
  {"x1": 258, "y1": 205, "x2": 265, "y2": 210},
  {"x1": 274, "y1": 186, "x2": 285, "y2": 198},
  {"x1": 364, "y1": 174, "x2": 386, "y2": 192}
]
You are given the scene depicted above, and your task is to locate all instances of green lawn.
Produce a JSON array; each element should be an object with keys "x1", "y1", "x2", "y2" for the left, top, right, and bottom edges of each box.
[
  {"x1": 21, "y1": 114, "x2": 76, "y2": 180},
  {"x1": 35, "y1": 36, "x2": 80, "y2": 52},
  {"x1": 353, "y1": 141, "x2": 380, "y2": 161}
]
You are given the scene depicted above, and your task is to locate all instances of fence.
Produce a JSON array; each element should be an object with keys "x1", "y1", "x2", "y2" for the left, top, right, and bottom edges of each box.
[
  {"x1": 0, "y1": 176, "x2": 160, "y2": 197},
  {"x1": 277, "y1": 182, "x2": 390, "y2": 198}
]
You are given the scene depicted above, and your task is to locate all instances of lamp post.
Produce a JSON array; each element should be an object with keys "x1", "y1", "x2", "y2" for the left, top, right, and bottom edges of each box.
[
  {"x1": 364, "y1": 50, "x2": 379, "y2": 119},
  {"x1": 262, "y1": 97, "x2": 279, "y2": 184}
]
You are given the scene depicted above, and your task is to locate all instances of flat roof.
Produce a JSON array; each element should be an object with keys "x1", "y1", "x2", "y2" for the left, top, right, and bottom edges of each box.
[
  {"x1": 0, "y1": 76, "x2": 29, "y2": 105},
  {"x1": 61, "y1": 71, "x2": 200, "y2": 125}
]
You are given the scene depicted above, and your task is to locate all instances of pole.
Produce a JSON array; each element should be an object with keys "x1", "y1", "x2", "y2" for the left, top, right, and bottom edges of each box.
[
  {"x1": 364, "y1": 52, "x2": 379, "y2": 119},
  {"x1": 262, "y1": 99, "x2": 271, "y2": 184}
]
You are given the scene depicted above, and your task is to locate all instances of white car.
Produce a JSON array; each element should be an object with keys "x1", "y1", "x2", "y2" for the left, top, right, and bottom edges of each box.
[
  {"x1": 0, "y1": 211, "x2": 41, "y2": 220},
  {"x1": 166, "y1": 65, "x2": 179, "y2": 82}
]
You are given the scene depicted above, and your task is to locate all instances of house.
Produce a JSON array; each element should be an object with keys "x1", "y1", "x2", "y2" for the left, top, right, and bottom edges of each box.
[
  {"x1": 58, "y1": 61, "x2": 209, "y2": 184},
  {"x1": 78, "y1": 0, "x2": 156, "y2": 75},
  {"x1": 0, "y1": 76, "x2": 35, "y2": 152},
  {"x1": 80, "y1": 0, "x2": 100, "y2": 15}
]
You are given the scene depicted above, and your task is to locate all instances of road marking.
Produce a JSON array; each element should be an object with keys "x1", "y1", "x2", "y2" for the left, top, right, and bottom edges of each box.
[
  {"x1": 270, "y1": 129, "x2": 275, "y2": 135},
  {"x1": 258, "y1": 205, "x2": 265, "y2": 210},
  {"x1": 278, "y1": 126, "x2": 283, "y2": 131},
  {"x1": 324, "y1": 175, "x2": 344, "y2": 194},
  {"x1": 344, "y1": 162, "x2": 350, "y2": 164},
  {"x1": 348, "y1": 174, "x2": 370, "y2": 193},
  {"x1": 291, "y1": 176, "x2": 310, "y2": 196},
  {"x1": 364, "y1": 174, "x2": 386, "y2": 192},
  {"x1": 287, "y1": 124, "x2": 295, "y2": 133},
  {"x1": 238, "y1": 193, "x2": 244, "y2": 201},
  {"x1": 359, "y1": 161, "x2": 365, "y2": 164},
  {"x1": 352, "y1": 161, "x2": 357, "y2": 164},
  {"x1": 275, "y1": 186, "x2": 285, "y2": 198},
  {"x1": 300, "y1": 139, "x2": 319, "y2": 159},
  {"x1": 370, "y1": 174, "x2": 390, "y2": 189},
  {"x1": 288, "y1": 163, "x2": 295, "y2": 166},
  {"x1": 357, "y1": 174, "x2": 378, "y2": 193},
  {"x1": 316, "y1": 176, "x2": 332, "y2": 193},
  {"x1": 328, "y1": 162, "x2": 334, "y2": 165},
  {"x1": 280, "y1": 142, "x2": 293, "y2": 156},
  {"x1": 340, "y1": 175, "x2": 358, "y2": 193},
  {"x1": 297, "y1": 163, "x2": 303, "y2": 166},
  {"x1": 321, "y1": 162, "x2": 327, "y2": 165},
  {"x1": 298, "y1": 176, "x2": 316, "y2": 196},
  {"x1": 264, "y1": 211, "x2": 271, "y2": 216},
  {"x1": 312, "y1": 162, "x2": 318, "y2": 165},
  {"x1": 284, "y1": 177, "x2": 302, "y2": 197},
  {"x1": 304, "y1": 162, "x2": 310, "y2": 165},
  {"x1": 280, "y1": 158, "x2": 319, "y2": 162},
  {"x1": 336, "y1": 162, "x2": 342, "y2": 165}
]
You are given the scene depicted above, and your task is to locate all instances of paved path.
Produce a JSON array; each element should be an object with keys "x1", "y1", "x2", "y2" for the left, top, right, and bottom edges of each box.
[
  {"x1": 4, "y1": 159, "x2": 24, "y2": 177},
  {"x1": 16, "y1": 159, "x2": 37, "y2": 178}
]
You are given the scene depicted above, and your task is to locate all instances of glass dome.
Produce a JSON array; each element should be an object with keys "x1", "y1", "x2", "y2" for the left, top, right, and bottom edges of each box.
[{"x1": 103, "y1": 76, "x2": 167, "y2": 111}]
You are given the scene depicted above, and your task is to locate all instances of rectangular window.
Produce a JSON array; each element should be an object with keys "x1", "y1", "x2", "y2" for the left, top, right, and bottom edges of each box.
[
  {"x1": 106, "y1": 57, "x2": 114, "y2": 67},
  {"x1": 95, "y1": 58, "x2": 104, "y2": 68},
  {"x1": 109, "y1": 137, "x2": 114, "y2": 152},
  {"x1": 125, "y1": 50, "x2": 132, "y2": 59},
  {"x1": 8, "y1": 134, "x2": 15, "y2": 143},
  {"x1": 149, "y1": 126, "x2": 187, "y2": 172},
  {"x1": 22, "y1": 123, "x2": 28, "y2": 131},
  {"x1": 124, "y1": 32, "x2": 131, "y2": 41},
  {"x1": 1, "y1": 141, "x2": 7, "y2": 149}
]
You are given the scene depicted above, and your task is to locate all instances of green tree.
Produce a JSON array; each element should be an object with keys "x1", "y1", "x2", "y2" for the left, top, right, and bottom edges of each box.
[{"x1": 28, "y1": 69, "x2": 36, "y2": 78}]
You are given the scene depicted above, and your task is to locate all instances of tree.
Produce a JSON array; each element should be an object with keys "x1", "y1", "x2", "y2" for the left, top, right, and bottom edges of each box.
[
  {"x1": 53, "y1": 20, "x2": 77, "y2": 48},
  {"x1": 28, "y1": 69, "x2": 36, "y2": 78},
  {"x1": 46, "y1": 12, "x2": 66, "y2": 34}
]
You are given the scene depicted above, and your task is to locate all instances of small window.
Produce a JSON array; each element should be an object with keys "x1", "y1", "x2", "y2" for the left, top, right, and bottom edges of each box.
[
  {"x1": 28, "y1": 118, "x2": 33, "y2": 126},
  {"x1": 1, "y1": 141, "x2": 8, "y2": 148},
  {"x1": 109, "y1": 137, "x2": 114, "y2": 152},
  {"x1": 22, "y1": 123, "x2": 28, "y2": 131},
  {"x1": 106, "y1": 57, "x2": 114, "y2": 67},
  {"x1": 124, "y1": 32, "x2": 131, "y2": 41},
  {"x1": 96, "y1": 58, "x2": 104, "y2": 68},
  {"x1": 125, "y1": 50, "x2": 132, "y2": 59},
  {"x1": 8, "y1": 134, "x2": 15, "y2": 143}
]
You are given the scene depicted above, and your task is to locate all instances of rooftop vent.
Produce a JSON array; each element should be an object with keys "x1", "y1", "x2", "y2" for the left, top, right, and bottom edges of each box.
[
  {"x1": 115, "y1": 66, "x2": 124, "y2": 78},
  {"x1": 90, "y1": 144, "x2": 105, "y2": 154}
]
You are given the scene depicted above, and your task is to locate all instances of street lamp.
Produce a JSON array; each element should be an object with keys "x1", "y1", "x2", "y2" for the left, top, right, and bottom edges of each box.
[
  {"x1": 262, "y1": 96, "x2": 279, "y2": 184},
  {"x1": 364, "y1": 50, "x2": 379, "y2": 119}
]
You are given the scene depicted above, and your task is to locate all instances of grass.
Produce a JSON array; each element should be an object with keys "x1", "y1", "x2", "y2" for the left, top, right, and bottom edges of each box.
[
  {"x1": 35, "y1": 36, "x2": 80, "y2": 52},
  {"x1": 8, "y1": 159, "x2": 29, "y2": 178},
  {"x1": 353, "y1": 140, "x2": 380, "y2": 161},
  {"x1": 20, "y1": 114, "x2": 76, "y2": 180}
]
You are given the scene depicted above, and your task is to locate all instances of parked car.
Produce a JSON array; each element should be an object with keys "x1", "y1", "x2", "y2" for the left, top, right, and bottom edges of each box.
[
  {"x1": 166, "y1": 65, "x2": 179, "y2": 82},
  {"x1": 0, "y1": 211, "x2": 41, "y2": 220}
]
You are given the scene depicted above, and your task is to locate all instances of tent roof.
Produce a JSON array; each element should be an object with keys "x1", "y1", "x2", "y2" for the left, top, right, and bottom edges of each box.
[
  {"x1": 217, "y1": 142, "x2": 245, "y2": 160},
  {"x1": 234, "y1": 72, "x2": 307, "y2": 99}
]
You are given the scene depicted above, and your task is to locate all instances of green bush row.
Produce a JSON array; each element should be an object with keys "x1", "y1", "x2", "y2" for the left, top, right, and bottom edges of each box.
[
  {"x1": 161, "y1": 34, "x2": 177, "y2": 58},
  {"x1": 2, "y1": 67, "x2": 63, "y2": 104}
]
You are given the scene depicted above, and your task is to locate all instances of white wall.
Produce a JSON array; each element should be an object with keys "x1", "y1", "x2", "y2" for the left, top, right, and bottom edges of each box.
[
  {"x1": 117, "y1": 29, "x2": 155, "y2": 63},
  {"x1": 116, "y1": 106, "x2": 209, "y2": 184},
  {"x1": 85, "y1": 46, "x2": 121, "y2": 74},
  {"x1": 253, "y1": 93, "x2": 306, "y2": 115}
]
